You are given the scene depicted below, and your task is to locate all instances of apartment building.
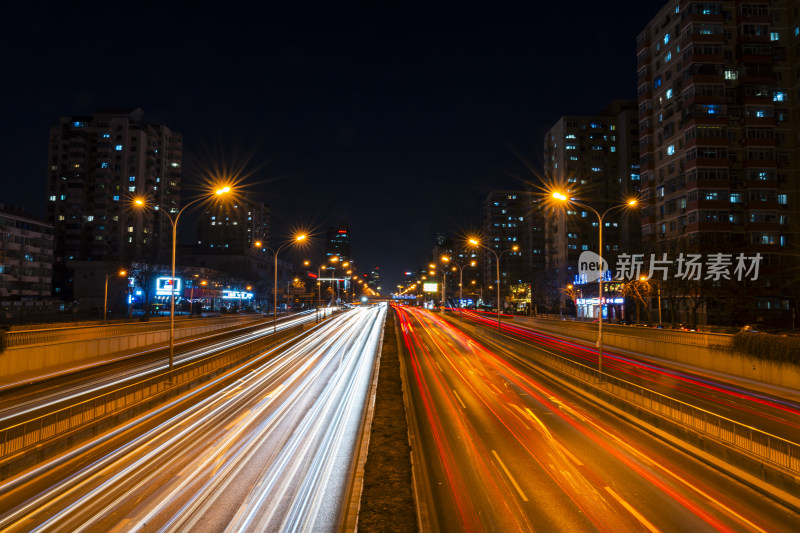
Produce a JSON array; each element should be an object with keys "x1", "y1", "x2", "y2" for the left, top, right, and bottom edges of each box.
[
  {"x1": 46, "y1": 108, "x2": 182, "y2": 296},
  {"x1": 637, "y1": 1, "x2": 798, "y2": 325}
]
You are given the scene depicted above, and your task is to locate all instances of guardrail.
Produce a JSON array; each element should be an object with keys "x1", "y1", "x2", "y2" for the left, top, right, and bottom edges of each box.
[
  {"x1": 472, "y1": 322, "x2": 800, "y2": 474},
  {"x1": 520, "y1": 317, "x2": 732, "y2": 348},
  {"x1": 0, "y1": 324, "x2": 304, "y2": 462},
  {"x1": 2, "y1": 315, "x2": 263, "y2": 349}
]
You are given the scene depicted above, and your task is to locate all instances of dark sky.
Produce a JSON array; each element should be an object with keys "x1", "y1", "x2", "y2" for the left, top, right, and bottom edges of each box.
[{"x1": 1, "y1": 3, "x2": 659, "y2": 289}]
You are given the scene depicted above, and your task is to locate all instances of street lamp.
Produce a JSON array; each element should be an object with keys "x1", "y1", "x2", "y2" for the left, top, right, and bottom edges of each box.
[
  {"x1": 264, "y1": 234, "x2": 307, "y2": 333},
  {"x1": 468, "y1": 238, "x2": 519, "y2": 330},
  {"x1": 552, "y1": 192, "x2": 637, "y2": 378},
  {"x1": 447, "y1": 258, "x2": 476, "y2": 311},
  {"x1": 133, "y1": 184, "x2": 233, "y2": 376},
  {"x1": 104, "y1": 269, "x2": 127, "y2": 323}
]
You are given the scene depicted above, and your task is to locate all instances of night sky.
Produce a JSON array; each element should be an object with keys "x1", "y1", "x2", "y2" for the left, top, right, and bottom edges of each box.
[{"x1": 1, "y1": 3, "x2": 659, "y2": 289}]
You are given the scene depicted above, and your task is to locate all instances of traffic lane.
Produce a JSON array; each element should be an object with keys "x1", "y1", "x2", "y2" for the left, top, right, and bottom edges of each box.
[
  {"x1": 398, "y1": 307, "x2": 536, "y2": 531},
  {"x1": 401, "y1": 308, "x2": 647, "y2": 531},
  {"x1": 0, "y1": 307, "x2": 380, "y2": 532},
  {"x1": 459, "y1": 311, "x2": 800, "y2": 438},
  {"x1": 402, "y1": 308, "x2": 799, "y2": 532},
  {"x1": 466, "y1": 323, "x2": 800, "y2": 532},
  {"x1": 0, "y1": 312, "x2": 319, "y2": 422}
]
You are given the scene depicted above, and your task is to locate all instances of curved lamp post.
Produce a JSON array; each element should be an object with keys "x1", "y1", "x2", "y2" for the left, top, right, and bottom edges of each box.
[
  {"x1": 468, "y1": 238, "x2": 519, "y2": 330},
  {"x1": 134, "y1": 185, "x2": 232, "y2": 378},
  {"x1": 552, "y1": 192, "x2": 636, "y2": 378},
  {"x1": 104, "y1": 269, "x2": 127, "y2": 323},
  {"x1": 264, "y1": 234, "x2": 306, "y2": 333}
]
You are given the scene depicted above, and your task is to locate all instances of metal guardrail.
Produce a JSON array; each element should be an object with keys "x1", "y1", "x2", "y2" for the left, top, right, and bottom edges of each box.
[
  {"x1": 0, "y1": 324, "x2": 303, "y2": 460},
  {"x1": 477, "y1": 324, "x2": 800, "y2": 474},
  {"x1": 521, "y1": 317, "x2": 732, "y2": 348},
  {"x1": 2, "y1": 315, "x2": 262, "y2": 349}
]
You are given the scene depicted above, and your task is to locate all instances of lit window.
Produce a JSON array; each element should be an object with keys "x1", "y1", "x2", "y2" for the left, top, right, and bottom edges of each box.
[
  {"x1": 770, "y1": 32, "x2": 779, "y2": 41},
  {"x1": 113, "y1": 195, "x2": 120, "y2": 201},
  {"x1": 774, "y1": 90, "x2": 787, "y2": 102},
  {"x1": 665, "y1": 51, "x2": 671, "y2": 62},
  {"x1": 666, "y1": 88, "x2": 673, "y2": 99},
  {"x1": 72, "y1": 121, "x2": 84, "y2": 128},
  {"x1": 664, "y1": 34, "x2": 670, "y2": 45},
  {"x1": 115, "y1": 145, "x2": 123, "y2": 151},
  {"x1": 591, "y1": 167, "x2": 602, "y2": 172},
  {"x1": 58, "y1": 215, "x2": 65, "y2": 221},
  {"x1": 59, "y1": 194, "x2": 66, "y2": 200},
  {"x1": 566, "y1": 134, "x2": 576, "y2": 139},
  {"x1": 103, "y1": 133, "x2": 110, "y2": 138},
  {"x1": 778, "y1": 194, "x2": 788, "y2": 205},
  {"x1": 128, "y1": 226, "x2": 134, "y2": 232},
  {"x1": 724, "y1": 69, "x2": 738, "y2": 80},
  {"x1": 566, "y1": 144, "x2": 576, "y2": 150},
  {"x1": 654, "y1": 77, "x2": 662, "y2": 88},
  {"x1": 667, "y1": 145, "x2": 675, "y2": 155},
  {"x1": 129, "y1": 176, "x2": 136, "y2": 181},
  {"x1": 87, "y1": 216, "x2": 94, "y2": 222},
  {"x1": 610, "y1": 146, "x2": 616, "y2": 152},
  {"x1": 631, "y1": 173, "x2": 640, "y2": 180},
  {"x1": 101, "y1": 162, "x2": 109, "y2": 168},
  {"x1": 795, "y1": 26, "x2": 799, "y2": 37},
  {"x1": 128, "y1": 186, "x2": 136, "y2": 192},
  {"x1": 49, "y1": 195, "x2": 56, "y2": 201},
  {"x1": 570, "y1": 156, "x2": 578, "y2": 161}
]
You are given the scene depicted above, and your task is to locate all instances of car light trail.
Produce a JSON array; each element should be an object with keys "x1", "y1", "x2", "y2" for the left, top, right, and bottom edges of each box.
[{"x1": 0, "y1": 305, "x2": 384, "y2": 532}]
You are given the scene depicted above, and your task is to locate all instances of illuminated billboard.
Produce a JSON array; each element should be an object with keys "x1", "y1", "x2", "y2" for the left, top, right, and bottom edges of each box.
[
  {"x1": 155, "y1": 277, "x2": 181, "y2": 295},
  {"x1": 423, "y1": 282, "x2": 438, "y2": 293},
  {"x1": 222, "y1": 290, "x2": 254, "y2": 300}
]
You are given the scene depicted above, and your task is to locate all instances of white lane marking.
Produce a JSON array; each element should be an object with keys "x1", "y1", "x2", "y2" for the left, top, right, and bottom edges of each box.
[
  {"x1": 452, "y1": 389, "x2": 467, "y2": 409},
  {"x1": 604, "y1": 486, "x2": 660, "y2": 533},
  {"x1": 491, "y1": 450, "x2": 529, "y2": 502}
]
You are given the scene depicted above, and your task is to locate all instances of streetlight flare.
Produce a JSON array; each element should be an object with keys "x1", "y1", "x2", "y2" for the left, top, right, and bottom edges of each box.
[
  {"x1": 552, "y1": 192, "x2": 568, "y2": 201},
  {"x1": 628, "y1": 199, "x2": 638, "y2": 206},
  {"x1": 215, "y1": 186, "x2": 231, "y2": 195},
  {"x1": 295, "y1": 234, "x2": 307, "y2": 241},
  {"x1": 254, "y1": 241, "x2": 263, "y2": 248}
]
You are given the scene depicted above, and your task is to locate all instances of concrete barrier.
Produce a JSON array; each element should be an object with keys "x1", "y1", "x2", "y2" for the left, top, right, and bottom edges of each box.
[
  {"x1": 520, "y1": 318, "x2": 800, "y2": 390},
  {"x1": 0, "y1": 319, "x2": 265, "y2": 384}
]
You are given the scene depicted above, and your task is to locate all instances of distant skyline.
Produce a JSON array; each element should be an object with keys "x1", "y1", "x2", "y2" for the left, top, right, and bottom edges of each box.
[{"x1": 1, "y1": 3, "x2": 659, "y2": 288}]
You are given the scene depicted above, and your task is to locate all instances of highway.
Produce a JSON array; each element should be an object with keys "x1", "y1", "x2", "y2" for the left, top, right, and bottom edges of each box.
[
  {"x1": 396, "y1": 306, "x2": 799, "y2": 532},
  {"x1": 0, "y1": 310, "x2": 330, "y2": 424},
  {"x1": 0, "y1": 304, "x2": 385, "y2": 532},
  {"x1": 455, "y1": 310, "x2": 800, "y2": 441}
]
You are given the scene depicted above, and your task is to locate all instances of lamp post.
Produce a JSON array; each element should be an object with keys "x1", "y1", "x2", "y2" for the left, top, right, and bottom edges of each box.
[
  {"x1": 265, "y1": 235, "x2": 306, "y2": 333},
  {"x1": 134, "y1": 185, "x2": 232, "y2": 377},
  {"x1": 104, "y1": 269, "x2": 127, "y2": 323},
  {"x1": 468, "y1": 239, "x2": 519, "y2": 330},
  {"x1": 446, "y1": 257, "x2": 476, "y2": 311},
  {"x1": 552, "y1": 192, "x2": 637, "y2": 378}
]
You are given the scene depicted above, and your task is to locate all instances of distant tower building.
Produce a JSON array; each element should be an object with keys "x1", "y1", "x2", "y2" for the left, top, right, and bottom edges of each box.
[
  {"x1": 482, "y1": 192, "x2": 526, "y2": 300},
  {"x1": 367, "y1": 266, "x2": 381, "y2": 292},
  {"x1": 45, "y1": 108, "x2": 182, "y2": 296},
  {"x1": 325, "y1": 222, "x2": 351, "y2": 261},
  {"x1": 198, "y1": 200, "x2": 270, "y2": 252},
  {"x1": 543, "y1": 100, "x2": 641, "y2": 316},
  {"x1": 637, "y1": 1, "x2": 798, "y2": 325}
]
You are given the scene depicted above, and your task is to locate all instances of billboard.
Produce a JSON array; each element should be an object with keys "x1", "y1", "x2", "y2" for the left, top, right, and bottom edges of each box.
[
  {"x1": 222, "y1": 290, "x2": 254, "y2": 300},
  {"x1": 423, "y1": 282, "x2": 438, "y2": 293},
  {"x1": 155, "y1": 277, "x2": 181, "y2": 296}
]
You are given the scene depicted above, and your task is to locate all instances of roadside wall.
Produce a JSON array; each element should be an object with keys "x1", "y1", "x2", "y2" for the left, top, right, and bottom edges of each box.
[
  {"x1": 0, "y1": 320, "x2": 261, "y2": 383},
  {"x1": 521, "y1": 318, "x2": 800, "y2": 390}
]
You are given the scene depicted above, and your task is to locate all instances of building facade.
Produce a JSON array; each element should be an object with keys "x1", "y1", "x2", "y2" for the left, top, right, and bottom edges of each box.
[
  {"x1": 325, "y1": 222, "x2": 351, "y2": 262},
  {"x1": 481, "y1": 192, "x2": 527, "y2": 308},
  {"x1": 543, "y1": 100, "x2": 641, "y2": 318},
  {"x1": 197, "y1": 200, "x2": 270, "y2": 253},
  {"x1": 46, "y1": 108, "x2": 182, "y2": 297},
  {"x1": 637, "y1": 1, "x2": 798, "y2": 326},
  {"x1": 0, "y1": 204, "x2": 54, "y2": 318}
]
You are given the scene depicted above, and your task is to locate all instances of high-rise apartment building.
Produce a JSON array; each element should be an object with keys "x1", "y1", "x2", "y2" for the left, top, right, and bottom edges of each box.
[
  {"x1": 325, "y1": 222, "x2": 351, "y2": 262},
  {"x1": 543, "y1": 101, "x2": 641, "y2": 316},
  {"x1": 482, "y1": 192, "x2": 527, "y2": 306},
  {"x1": 46, "y1": 108, "x2": 182, "y2": 296},
  {"x1": 197, "y1": 200, "x2": 270, "y2": 252},
  {"x1": 637, "y1": 1, "x2": 797, "y2": 325}
]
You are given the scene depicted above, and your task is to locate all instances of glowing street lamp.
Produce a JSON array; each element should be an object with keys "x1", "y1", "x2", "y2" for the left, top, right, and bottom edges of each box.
[
  {"x1": 104, "y1": 269, "x2": 127, "y2": 323},
  {"x1": 552, "y1": 191, "x2": 637, "y2": 378},
  {"x1": 468, "y1": 238, "x2": 519, "y2": 330},
  {"x1": 263, "y1": 234, "x2": 307, "y2": 332},
  {"x1": 133, "y1": 184, "x2": 233, "y2": 377}
]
